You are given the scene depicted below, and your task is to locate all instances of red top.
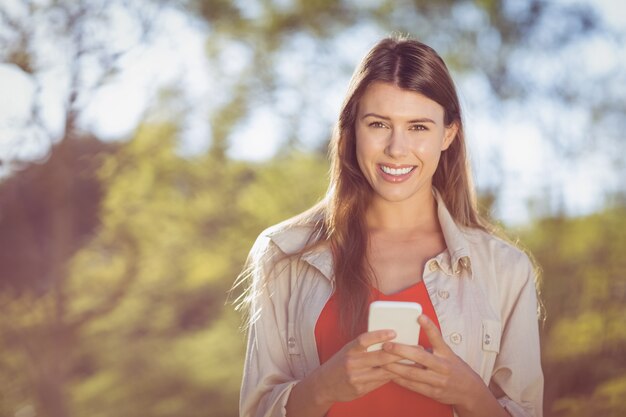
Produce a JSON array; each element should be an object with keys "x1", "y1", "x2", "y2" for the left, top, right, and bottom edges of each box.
[{"x1": 314, "y1": 281, "x2": 453, "y2": 417}]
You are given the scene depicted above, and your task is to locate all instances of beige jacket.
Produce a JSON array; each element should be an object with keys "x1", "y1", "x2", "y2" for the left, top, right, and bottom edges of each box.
[{"x1": 240, "y1": 194, "x2": 544, "y2": 417}]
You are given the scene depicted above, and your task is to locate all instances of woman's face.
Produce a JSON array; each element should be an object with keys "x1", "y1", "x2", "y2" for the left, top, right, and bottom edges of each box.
[{"x1": 355, "y1": 81, "x2": 457, "y2": 206}]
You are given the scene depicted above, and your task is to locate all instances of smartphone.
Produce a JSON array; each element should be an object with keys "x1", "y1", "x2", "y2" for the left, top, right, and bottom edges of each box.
[{"x1": 367, "y1": 301, "x2": 422, "y2": 363}]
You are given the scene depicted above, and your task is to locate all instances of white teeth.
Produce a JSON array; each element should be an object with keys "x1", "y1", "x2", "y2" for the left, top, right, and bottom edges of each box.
[{"x1": 381, "y1": 165, "x2": 415, "y2": 176}]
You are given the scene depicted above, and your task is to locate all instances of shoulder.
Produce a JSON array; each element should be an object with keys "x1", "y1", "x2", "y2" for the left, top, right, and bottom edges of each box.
[
  {"x1": 464, "y1": 227, "x2": 535, "y2": 285},
  {"x1": 247, "y1": 216, "x2": 323, "y2": 273},
  {"x1": 240, "y1": 221, "x2": 318, "y2": 312},
  {"x1": 468, "y1": 228, "x2": 531, "y2": 262},
  {"x1": 252, "y1": 220, "x2": 317, "y2": 255}
]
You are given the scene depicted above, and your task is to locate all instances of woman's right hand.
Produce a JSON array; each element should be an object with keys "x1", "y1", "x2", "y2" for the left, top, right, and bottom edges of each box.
[
  {"x1": 286, "y1": 329, "x2": 403, "y2": 417},
  {"x1": 313, "y1": 329, "x2": 403, "y2": 404}
]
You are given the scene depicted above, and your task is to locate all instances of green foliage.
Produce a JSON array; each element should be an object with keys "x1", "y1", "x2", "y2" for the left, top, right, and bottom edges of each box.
[
  {"x1": 521, "y1": 207, "x2": 626, "y2": 415},
  {"x1": 0, "y1": 119, "x2": 329, "y2": 416},
  {"x1": 238, "y1": 152, "x2": 329, "y2": 227},
  {"x1": 551, "y1": 374, "x2": 626, "y2": 417}
]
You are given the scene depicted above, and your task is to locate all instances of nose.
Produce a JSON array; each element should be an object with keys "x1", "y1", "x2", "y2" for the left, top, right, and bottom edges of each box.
[{"x1": 384, "y1": 128, "x2": 409, "y2": 158}]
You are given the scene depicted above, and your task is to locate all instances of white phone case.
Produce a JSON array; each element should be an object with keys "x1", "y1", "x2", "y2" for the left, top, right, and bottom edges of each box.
[{"x1": 367, "y1": 301, "x2": 422, "y2": 363}]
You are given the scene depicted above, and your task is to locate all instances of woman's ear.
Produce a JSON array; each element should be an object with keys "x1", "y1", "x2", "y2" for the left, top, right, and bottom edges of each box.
[{"x1": 441, "y1": 121, "x2": 459, "y2": 151}]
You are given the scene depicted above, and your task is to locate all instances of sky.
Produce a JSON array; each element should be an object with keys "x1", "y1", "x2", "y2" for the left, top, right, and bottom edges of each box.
[{"x1": 0, "y1": 0, "x2": 624, "y2": 225}]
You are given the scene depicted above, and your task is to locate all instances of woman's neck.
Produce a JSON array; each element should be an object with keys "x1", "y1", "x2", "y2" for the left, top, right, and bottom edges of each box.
[{"x1": 365, "y1": 190, "x2": 439, "y2": 235}]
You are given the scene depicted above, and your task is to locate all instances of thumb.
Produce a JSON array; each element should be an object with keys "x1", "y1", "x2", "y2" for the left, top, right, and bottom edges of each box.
[
  {"x1": 418, "y1": 314, "x2": 450, "y2": 353},
  {"x1": 351, "y1": 329, "x2": 396, "y2": 352}
]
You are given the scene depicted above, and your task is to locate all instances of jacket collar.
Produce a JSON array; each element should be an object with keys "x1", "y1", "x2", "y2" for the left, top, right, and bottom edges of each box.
[
  {"x1": 267, "y1": 189, "x2": 473, "y2": 281},
  {"x1": 434, "y1": 190, "x2": 473, "y2": 277}
]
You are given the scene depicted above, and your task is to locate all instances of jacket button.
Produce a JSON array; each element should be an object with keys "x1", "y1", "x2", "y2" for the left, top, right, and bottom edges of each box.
[
  {"x1": 437, "y1": 290, "x2": 449, "y2": 299},
  {"x1": 288, "y1": 337, "x2": 296, "y2": 348},
  {"x1": 449, "y1": 333, "x2": 462, "y2": 345},
  {"x1": 484, "y1": 334, "x2": 491, "y2": 345}
]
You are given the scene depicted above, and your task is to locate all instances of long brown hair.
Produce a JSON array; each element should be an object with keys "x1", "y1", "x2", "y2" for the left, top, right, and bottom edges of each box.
[{"x1": 303, "y1": 35, "x2": 488, "y2": 335}]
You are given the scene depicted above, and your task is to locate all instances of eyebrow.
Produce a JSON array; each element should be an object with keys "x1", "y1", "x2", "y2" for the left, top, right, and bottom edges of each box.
[{"x1": 361, "y1": 112, "x2": 436, "y2": 124}]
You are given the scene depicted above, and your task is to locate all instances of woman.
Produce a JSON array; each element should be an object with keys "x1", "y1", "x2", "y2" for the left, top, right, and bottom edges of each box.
[{"x1": 237, "y1": 36, "x2": 543, "y2": 417}]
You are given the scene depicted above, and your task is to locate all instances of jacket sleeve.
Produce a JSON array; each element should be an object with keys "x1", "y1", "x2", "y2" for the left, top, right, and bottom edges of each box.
[
  {"x1": 493, "y1": 251, "x2": 544, "y2": 417},
  {"x1": 239, "y1": 235, "x2": 298, "y2": 417}
]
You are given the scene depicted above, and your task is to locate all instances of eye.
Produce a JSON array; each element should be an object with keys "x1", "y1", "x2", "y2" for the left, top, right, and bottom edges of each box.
[
  {"x1": 409, "y1": 124, "x2": 428, "y2": 131},
  {"x1": 368, "y1": 121, "x2": 387, "y2": 129}
]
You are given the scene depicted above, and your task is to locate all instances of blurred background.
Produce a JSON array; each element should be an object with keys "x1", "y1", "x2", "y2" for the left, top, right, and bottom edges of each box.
[{"x1": 0, "y1": 0, "x2": 624, "y2": 416}]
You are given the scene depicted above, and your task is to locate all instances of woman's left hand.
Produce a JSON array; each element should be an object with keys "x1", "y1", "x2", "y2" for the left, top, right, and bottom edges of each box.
[{"x1": 381, "y1": 314, "x2": 496, "y2": 414}]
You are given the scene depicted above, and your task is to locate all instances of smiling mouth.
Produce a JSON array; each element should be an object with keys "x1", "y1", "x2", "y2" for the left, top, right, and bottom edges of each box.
[{"x1": 379, "y1": 164, "x2": 416, "y2": 176}]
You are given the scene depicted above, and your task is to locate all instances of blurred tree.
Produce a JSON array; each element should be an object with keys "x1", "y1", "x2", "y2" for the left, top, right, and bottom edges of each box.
[
  {"x1": 522, "y1": 206, "x2": 626, "y2": 416},
  {"x1": 0, "y1": 111, "x2": 328, "y2": 415},
  {"x1": 0, "y1": 134, "x2": 119, "y2": 417},
  {"x1": 0, "y1": 0, "x2": 164, "y2": 170},
  {"x1": 0, "y1": 2, "x2": 164, "y2": 415},
  {"x1": 0, "y1": 136, "x2": 115, "y2": 293}
]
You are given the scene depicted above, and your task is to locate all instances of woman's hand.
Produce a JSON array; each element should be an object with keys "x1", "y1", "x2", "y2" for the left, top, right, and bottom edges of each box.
[
  {"x1": 287, "y1": 329, "x2": 405, "y2": 417},
  {"x1": 314, "y1": 329, "x2": 404, "y2": 403},
  {"x1": 382, "y1": 315, "x2": 509, "y2": 417}
]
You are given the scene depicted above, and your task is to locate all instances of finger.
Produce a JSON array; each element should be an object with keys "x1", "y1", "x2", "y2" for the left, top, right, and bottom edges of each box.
[
  {"x1": 384, "y1": 362, "x2": 444, "y2": 387},
  {"x1": 351, "y1": 366, "x2": 397, "y2": 384},
  {"x1": 340, "y1": 366, "x2": 396, "y2": 396},
  {"x1": 391, "y1": 376, "x2": 439, "y2": 400},
  {"x1": 351, "y1": 329, "x2": 396, "y2": 352},
  {"x1": 352, "y1": 348, "x2": 406, "y2": 369},
  {"x1": 418, "y1": 314, "x2": 451, "y2": 353},
  {"x1": 371, "y1": 348, "x2": 407, "y2": 366},
  {"x1": 355, "y1": 375, "x2": 395, "y2": 397},
  {"x1": 382, "y1": 342, "x2": 445, "y2": 372}
]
